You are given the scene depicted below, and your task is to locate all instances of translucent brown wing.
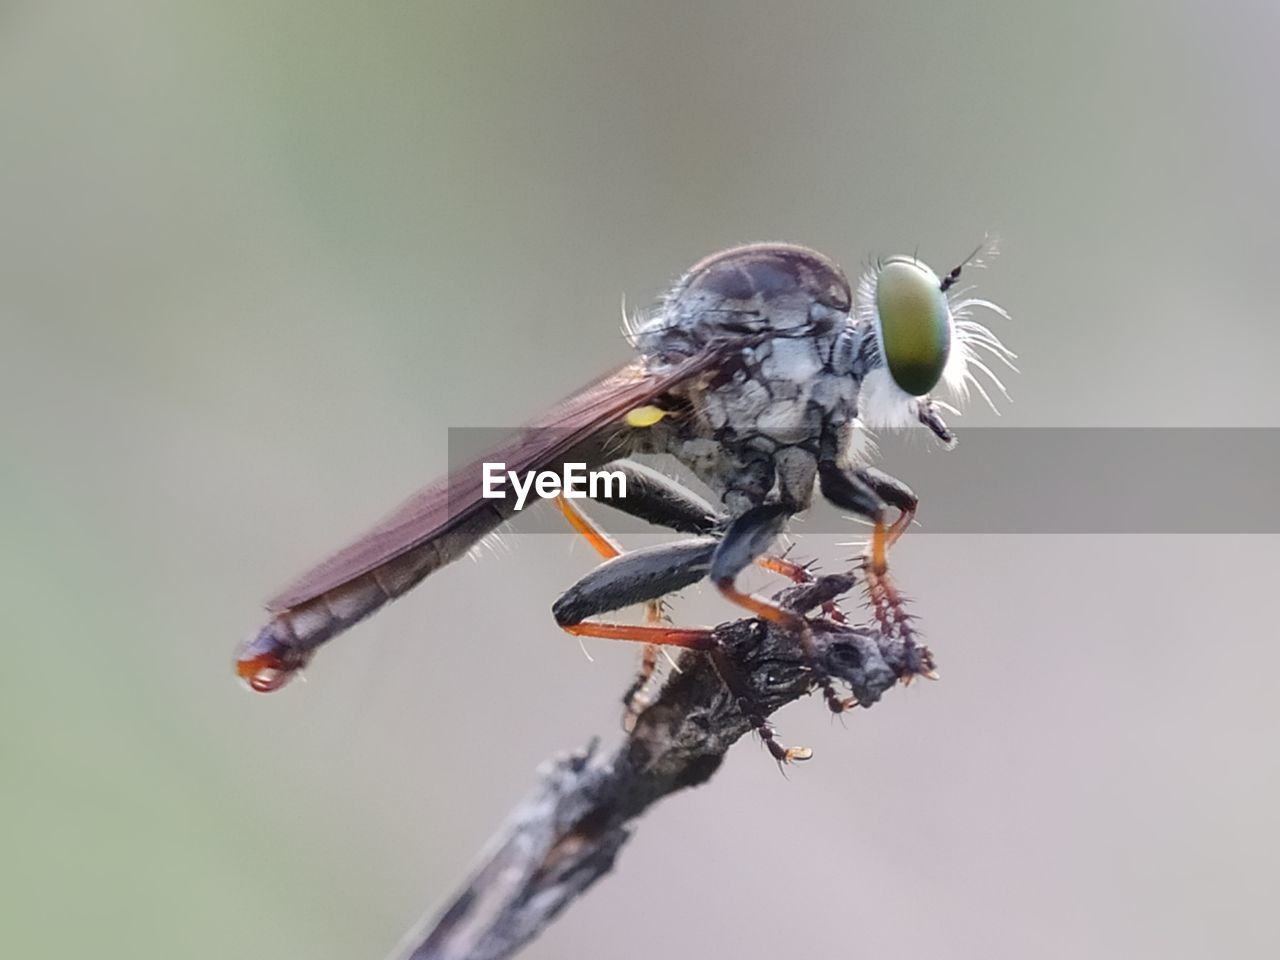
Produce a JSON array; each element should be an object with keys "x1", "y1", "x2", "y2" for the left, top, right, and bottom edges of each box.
[{"x1": 265, "y1": 348, "x2": 733, "y2": 613}]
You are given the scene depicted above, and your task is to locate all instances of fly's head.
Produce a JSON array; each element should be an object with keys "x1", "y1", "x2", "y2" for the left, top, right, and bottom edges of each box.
[{"x1": 852, "y1": 240, "x2": 1015, "y2": 441}]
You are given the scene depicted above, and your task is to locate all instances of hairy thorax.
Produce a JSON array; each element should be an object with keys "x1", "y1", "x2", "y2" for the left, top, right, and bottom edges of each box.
[
  {"x1": 626, "y1": 243, "x2": 863, "y2": 516},
  {"x1": 634, "y1": 325, "x2": 861, "y2": 515}
]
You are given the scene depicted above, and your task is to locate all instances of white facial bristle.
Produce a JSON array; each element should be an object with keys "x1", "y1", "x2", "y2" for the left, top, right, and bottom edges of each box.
[{"x1": 942, "y1": 293, "x2": 1016, "y2": 413}]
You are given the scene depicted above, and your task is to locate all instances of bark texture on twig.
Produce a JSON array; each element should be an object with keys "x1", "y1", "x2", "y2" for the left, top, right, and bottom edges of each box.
[{"x1": 391, "y1": 572, "x2": 934, "y2": 960}]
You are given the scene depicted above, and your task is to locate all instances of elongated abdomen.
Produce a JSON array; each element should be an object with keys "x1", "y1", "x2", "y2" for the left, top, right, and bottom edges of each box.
[
  {"x1": 237, "y1": 432, "x2": 632, "y2": 692},
  {"x1": 236, "y1": 507, "x2": 505, "y2": 691}
]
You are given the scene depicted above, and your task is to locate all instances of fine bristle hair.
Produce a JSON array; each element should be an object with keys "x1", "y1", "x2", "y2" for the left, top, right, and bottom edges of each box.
[
  {"x1": 466, "y1": 527, "x2": 512, "y2": 563},
  {"x1": 620, "y1": 293, "x2": 644, "y2": 349},
  {"x1": 939, "y1": 234, "x2": 1015, "y2": 412}
]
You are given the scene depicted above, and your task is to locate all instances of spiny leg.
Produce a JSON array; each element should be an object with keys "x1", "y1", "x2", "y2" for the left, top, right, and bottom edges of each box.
[
  {"x1": 853, "y1": 468, "x2": 921, "y2": 654},
  {"x1": 709, "y1": 503, "x2": 848, "y2": 715},
  {"x1": 555, "y1": 494, "x2": 667, "y2": 724},
  {"x1": 552, "y1": 537, "x2": 810, "y2": 763},
  {"x1": 818, "y1": 461, "x2": 923, "y2": 666},
  {"x1": 568, "y1": 458, "x2": 844, "y2": 726},
  {"x1": 590, "y1": 459, "x2": 842, "y2": 615},
  {"x1": 756, "y1": 550, "x2": 848, "y2": 624}
]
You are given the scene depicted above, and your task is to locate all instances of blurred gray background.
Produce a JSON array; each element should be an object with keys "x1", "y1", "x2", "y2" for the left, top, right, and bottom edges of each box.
[{"x1": 3, "y1": 2, "x2": 1277, "y2": 958}]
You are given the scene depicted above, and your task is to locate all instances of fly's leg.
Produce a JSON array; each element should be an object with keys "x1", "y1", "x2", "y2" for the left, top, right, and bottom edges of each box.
[
  {"x1": 552, "y1": 537, "x2": 721, "y2": 654},
  {"x1": 818, "y1": 462, "x2": 925, "y2": 673},
  {"x1": 855, "y1": 468, "x2": 921, "y2": 654},
  {"x1": 858, "y1": 467, "x2": 918, "y2": 551},
  {"x1": 552, "y1": 537, "x2": 810, "y2": 764},
  {"x1": 756, "y1": 551, "x2": 848, "y2": 624},
  {"x1": 591, "y1": 459, "x2": 842, "y2": 618},
  {"x1": 623, "y1": 642, "x2": 661, "y2": 729},
  {"x1": 555, "y1": 494, "x2": 666, "y2": 727},
  {"x1": 710, "y1": 504, "x2": 848, "y2": 716},
  {"x1": 572, "y1": 462, "x2": 741, "y2": 723},
  {"x1": 587, "y1": 459, "x2": 722, "y2": 535}
]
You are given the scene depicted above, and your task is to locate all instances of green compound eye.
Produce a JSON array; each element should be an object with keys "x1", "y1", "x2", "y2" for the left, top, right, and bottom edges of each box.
[{"x1": 875, "y1": 257, "x2": 952, "y2": 396}]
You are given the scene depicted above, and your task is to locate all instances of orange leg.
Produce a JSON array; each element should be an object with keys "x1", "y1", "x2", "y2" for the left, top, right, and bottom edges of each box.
[
  {"x1": 814, "y1": 463, "x2": 924, "y2": 685},
  {"x1": 559, "y1": 619, "x2": 716, "y2": 649},
  {"x1": 860, "y1": 513, "x2": 934, "y2": 684},
  {"x1": 755, "y1": 552, "x2": 847, "y2": 624},
  {"x1": 715, "y1": 577, "x2": 799, "y2": 627},
  {"x1": 555, "y1": 494, "x2": 623, "y2": 560},
  {"x1": 715, "y1": 576, "x2": 848, "y2": 715},
  {"x1": 884, "y1": 500, "x2": 916, "y2": 550},
  {"x1": 560, "y1": 616, "x2": 811, "y2": 763},
  {"x1": 558, "y1": 493, "x2": 842, "y2": 622},
  {"x1": 555, "y1": 495, "x2": 810, "y2": 762},
  {"x1": 556, "y1": 495, "x2": 683, "y2": 723}
]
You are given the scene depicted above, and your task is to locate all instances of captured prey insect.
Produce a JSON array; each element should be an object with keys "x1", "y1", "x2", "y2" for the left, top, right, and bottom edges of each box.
[{"x1": 237, "y1": 242, "x2": 1013, "y2": 758}]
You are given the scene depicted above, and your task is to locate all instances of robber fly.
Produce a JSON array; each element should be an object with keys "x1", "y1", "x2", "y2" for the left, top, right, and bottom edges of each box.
[{"x1": 237, "y1": 242, "x2": 1012, "y2": 756}]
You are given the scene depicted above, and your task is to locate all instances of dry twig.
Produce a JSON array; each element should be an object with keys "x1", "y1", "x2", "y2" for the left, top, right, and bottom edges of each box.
[{"x1": 391, "y1": 571, "x2": 934, "y2": 960}]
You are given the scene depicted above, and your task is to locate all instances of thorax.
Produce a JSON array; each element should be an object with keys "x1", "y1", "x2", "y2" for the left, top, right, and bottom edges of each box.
[{"x1": 635, "y1": 327, "x2": 861, "y2": 514}]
